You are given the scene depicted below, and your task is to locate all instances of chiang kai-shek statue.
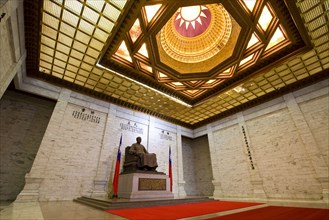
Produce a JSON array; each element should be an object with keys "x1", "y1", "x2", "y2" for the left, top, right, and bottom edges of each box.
[{"x1": 129, "y1": 137, "x2": 158, "y2": 171}]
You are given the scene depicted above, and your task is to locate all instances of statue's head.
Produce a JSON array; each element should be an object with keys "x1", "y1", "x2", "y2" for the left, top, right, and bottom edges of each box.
[{"x1": 136, "y1": 137, "x2": 142, "y2": 144}]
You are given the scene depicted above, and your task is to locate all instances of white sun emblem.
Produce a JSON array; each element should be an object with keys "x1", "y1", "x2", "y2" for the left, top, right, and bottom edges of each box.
[{"x1": 175, "y1": 5, "x2": 208, "y2": 30}]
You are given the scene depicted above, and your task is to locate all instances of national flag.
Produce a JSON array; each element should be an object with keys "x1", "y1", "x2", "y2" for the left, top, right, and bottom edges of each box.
[
  {"x1": 112, "y1": 134, "x2": 122, "y2": 197},
  {"x1": 169, "y1": 145, "x2": 173, "y2": 192}
]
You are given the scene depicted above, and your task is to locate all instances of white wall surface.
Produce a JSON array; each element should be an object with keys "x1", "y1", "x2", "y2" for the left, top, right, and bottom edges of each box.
[{"x1": 207, "y1": 79, "x2": 328, "y2": 202}]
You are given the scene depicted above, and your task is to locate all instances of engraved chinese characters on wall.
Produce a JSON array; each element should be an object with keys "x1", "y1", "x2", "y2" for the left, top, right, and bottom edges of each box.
[
  {"x1": 159, "y1": 130, "x2": 172, "y2": 141},
  {"x1": 72, "y1": 108, "x2": 101, "y2": 124},
  {"x1": 120, "y1": 121, "x2": 144, "y2": 135},
  {"x1": 242, "y1": 126, "x2": 255, "y2": 170}
]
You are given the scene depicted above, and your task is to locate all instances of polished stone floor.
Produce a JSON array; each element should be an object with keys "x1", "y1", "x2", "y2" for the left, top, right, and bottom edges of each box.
[
  {"x1": 0, "y1": 201, "x2": 126, "y2": 220},
  {"x1": 0, "y1": 200, "x2": 267, "y2": 220},
  {"x1": 0, "y1": 199, "x2": 327, "y2": 220}
]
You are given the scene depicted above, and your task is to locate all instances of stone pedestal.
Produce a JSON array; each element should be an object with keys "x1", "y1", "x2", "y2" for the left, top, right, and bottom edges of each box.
[
  {"x1": 178, "y1": 181, "x2": 187, "y2": 197},
  {"x1": 118, "y1": 173, "x2": 174, "y2": 199},
  {"x1": 251, "y1": 179, "x2": 267, "y2": 199},
  {"x1": 212, "y1": 181, "x2": 224, "y2": 198},
  {"x1": 91, "y1": 179, "x2": 108, "y2": 198},
  {"x1": 15, "y1": 174, "x2": 43, "y2": 202},
  {"x1": 316, "y1": 177, "x2": 329, "y2": 202}
]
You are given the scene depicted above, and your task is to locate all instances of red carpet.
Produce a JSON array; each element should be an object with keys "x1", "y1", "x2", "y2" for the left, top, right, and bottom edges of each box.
[
  {"x1": 209, "y1": 206, "x2": 329, "y2": 220},
  {"x1": 106, "y1": 201, "x2": 262, "y2": 220}
]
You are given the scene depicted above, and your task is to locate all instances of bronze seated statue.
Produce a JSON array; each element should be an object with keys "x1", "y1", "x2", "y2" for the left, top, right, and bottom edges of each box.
[
  {"x1": 122, "y1": 146, "x2": 158, "y2": 173},
  {"x1": 122, "y1": 146, "x2": 140, "y2": 173}
]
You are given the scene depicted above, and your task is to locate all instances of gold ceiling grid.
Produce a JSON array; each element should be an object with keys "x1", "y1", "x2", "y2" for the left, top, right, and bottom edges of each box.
[
  {"x1": 23, "y1": 0, "x2": 327, "y2": 127},
  {"x1": 105, "y1": 0, "x2": 293, "y2": 103},
  {"x1": 189, "y1": 0, "x2": 329, "y2": 126},
  {"x1": 39, "y1": 0, "x2": 125, "y2": 91}
]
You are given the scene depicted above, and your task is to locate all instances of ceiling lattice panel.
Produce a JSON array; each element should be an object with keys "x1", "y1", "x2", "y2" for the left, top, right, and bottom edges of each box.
[
  {"x1": 23, "y1": 0, "x2": 329, "y2": 128},
  {"x1": 100, "y1": 0, "x2": 303, "y2": 104}
]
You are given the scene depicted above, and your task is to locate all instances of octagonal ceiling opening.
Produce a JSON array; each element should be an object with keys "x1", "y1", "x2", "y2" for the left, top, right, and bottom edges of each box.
[
  {"x1": 97, "y1": 0, "x2": 299, "y2": 104},
  {"x1": 156, "y1": 3, "x2": 240, "y2": 74}
]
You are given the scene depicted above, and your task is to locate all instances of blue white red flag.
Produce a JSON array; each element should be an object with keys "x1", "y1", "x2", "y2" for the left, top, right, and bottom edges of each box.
[
  {"x1": 169, "y1": 145, "x2": 172, "y2": 192},
  {"x1": 112, "y1": 134, "x2": 122, "y2": 197}
]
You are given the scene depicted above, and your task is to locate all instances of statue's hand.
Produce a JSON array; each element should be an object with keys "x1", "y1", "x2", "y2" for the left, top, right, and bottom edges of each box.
[{"x1": 129, "y1": 148, "x2": 136, "y2": 155}]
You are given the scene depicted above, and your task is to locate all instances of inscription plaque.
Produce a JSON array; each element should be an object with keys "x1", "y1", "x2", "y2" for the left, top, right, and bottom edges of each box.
[{"x1": 138, "y1": 178, "x2": 166, "y2": 191}]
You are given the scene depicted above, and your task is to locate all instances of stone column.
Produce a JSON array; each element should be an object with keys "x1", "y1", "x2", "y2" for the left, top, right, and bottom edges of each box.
[
  {"x1": 91, "y1": 108, "x2": 112, "y2": 198},
  {"x1": 237, "y1": 112, "x2": 267, "y2": 200},
  {"x1": 207, "y1": 124, "x2": 224, "y2": 198},
  {"x1": 16, "y1": 88, "x2": 70, "y2": 202},
  {"x1": 0, "y1": 0, "x2": 26, "y2": 98},
  {"x1": 176, "y1": 126, "x2": 186, "y2": 197},
  {"x1": 15, "y1": 174, "x2": 43, "y2": 202},
  {"x1": 284, "y1": 93, "x2": 329, "y2": 202}
]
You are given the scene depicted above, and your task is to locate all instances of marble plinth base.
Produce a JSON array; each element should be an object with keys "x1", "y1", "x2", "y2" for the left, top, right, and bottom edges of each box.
[
  {"x1": 90, "y1": 180, "x2": 108, "y2": 198},
  {"x1": 118, "y1": 173, "x2": 174, "y2": 199},
  {"x1": 15, "y1": 174, "x2": 43, "y2": 202}
]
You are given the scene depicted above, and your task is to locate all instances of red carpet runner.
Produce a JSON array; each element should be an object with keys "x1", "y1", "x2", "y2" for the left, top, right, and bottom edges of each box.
[
  {"x1": 106, "y1": 201, "x2": 262, "y2": 220},
  {"x1": 209, "y1": 206, "x2": 329, "y2": 220}
]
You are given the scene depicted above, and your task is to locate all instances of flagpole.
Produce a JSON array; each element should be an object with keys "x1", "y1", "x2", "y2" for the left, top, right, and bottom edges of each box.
[
  {"x1": 169, "y1": 145, "x2": 173, "y2": 192},
  {"x1": 112, "y1": 134, "x2": 122, "y2": 198}
]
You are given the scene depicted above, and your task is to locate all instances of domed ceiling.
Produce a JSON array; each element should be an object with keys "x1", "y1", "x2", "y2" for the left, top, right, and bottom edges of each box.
[{"x1": 24, "y1": 0, "x2": 329, "y2": 127}]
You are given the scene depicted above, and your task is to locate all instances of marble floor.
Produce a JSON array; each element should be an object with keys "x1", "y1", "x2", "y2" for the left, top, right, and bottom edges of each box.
[
  {"x1": 0, "y1": 201, "x2": 126, "y2": 220},
  {"x1": 0, "y1": 199, "x2": 327, "y2": 220}
]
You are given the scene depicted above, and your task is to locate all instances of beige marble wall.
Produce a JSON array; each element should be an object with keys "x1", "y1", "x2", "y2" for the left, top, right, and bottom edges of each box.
[
  {"x1": 14, "y1": 88, "x2": 189, "y2": 201},
  {"x1": 0, "y1": 90, "x2": 55, "y2": 201},
  {"x1": 213, "y1": 124, "x2": 254, "y2": 198},
  {"x1": 9, "y1": 78, "x2": 329, "y2": 202},
  {"x1": 299, "y1": 95, "x2": 329, "y2": 165},
  {"x1": 0, "y1": 13, "x2": 14, "y2": 83},
  {"x1": 0, "y1": 0, "x2": 25, "y2": 98},
  {"x1": 28, "y1": 94, "x2": 107, "y2": 201},
  {"x1": 182, "y1": 137, "x2": 197, "y2": 195},
  {"x1": 246, "y1": 108, "x2": 322, "y2": 200},
  {"x1": 209, "y1": 80, "x2": 329, "y2": 202},
  {"x1": 182, "y1": 136, "x2": 214, "y2": 196},
  {"x1": 193, "y1": 136, "x2": 214, "y2": 195}
]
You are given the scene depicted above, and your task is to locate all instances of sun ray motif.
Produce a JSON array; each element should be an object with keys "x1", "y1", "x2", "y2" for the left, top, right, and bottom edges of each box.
[
  {"x1": 191, "y1": 21, "x2": 196, "y2": 29},
  {"x1": 180, "y1": 19, "x2": 184, "y2": 27},
  {"x1": 174, "y1": 5, "x2": 211, "y2": 37},
  {"x1": 196, "y1": 17, "x2": 202, "y2": 25},
  {"x1": 185, "y1": 21, "x2": 190, "y2": 29},
  {"x1": 200, "y1": 12, "x2": 207, "y2": 18}
]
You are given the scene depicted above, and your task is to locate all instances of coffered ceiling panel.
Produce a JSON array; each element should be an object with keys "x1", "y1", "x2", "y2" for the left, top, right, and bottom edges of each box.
[{"x1": 24, "y1": 0, "x2": 329, "y2": 128}]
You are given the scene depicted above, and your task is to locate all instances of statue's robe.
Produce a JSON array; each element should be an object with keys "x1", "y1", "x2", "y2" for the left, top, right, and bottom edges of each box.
[{"x1": 129, "y1": 143, "x2": 158, "y2": 169}]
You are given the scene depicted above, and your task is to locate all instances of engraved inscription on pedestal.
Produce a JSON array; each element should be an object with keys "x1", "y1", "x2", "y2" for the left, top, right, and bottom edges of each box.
[
  {"x1": 138, "y1": 178, "x2": 166, "y2": 190},
  {"x1": 118, "y1": 173, "x2": 174, "y2": 199}
]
